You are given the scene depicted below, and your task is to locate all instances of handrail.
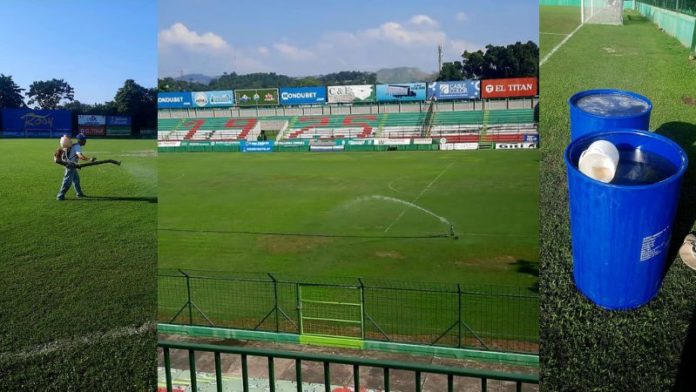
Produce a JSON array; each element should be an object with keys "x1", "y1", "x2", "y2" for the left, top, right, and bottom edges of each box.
[{"x1": 159, "y1": 340, "x2": 538, "y2": 392}]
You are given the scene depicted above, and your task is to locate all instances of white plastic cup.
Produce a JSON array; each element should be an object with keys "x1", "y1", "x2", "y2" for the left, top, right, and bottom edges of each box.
[{"x1": 578, "y1": 140, "x2": 620, "y2": 183}]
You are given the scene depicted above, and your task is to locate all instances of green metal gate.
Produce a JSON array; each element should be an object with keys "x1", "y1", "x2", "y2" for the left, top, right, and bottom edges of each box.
[{"x1": 298, "y1": 284, "x2": 364, "y2": 339}]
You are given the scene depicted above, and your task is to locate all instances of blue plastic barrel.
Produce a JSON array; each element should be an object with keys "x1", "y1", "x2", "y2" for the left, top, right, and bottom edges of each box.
[
  {"x1": 568, "y1": 89, "x2": 652, "y2": 141},
  {"x1": 565, "y1": 129, "x2": 688, "y2": 310}
]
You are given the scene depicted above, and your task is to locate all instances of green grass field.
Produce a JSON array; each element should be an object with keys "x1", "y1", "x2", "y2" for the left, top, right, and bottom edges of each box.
[
  {"x1": 158, "y1": 149, "x2": 540, "y2": 352},
  {"x1": 0, "y1": 139, "x2": 157, "y2": 390},
  {"x1": 540, "y1": 6, "x2": 580, "y2": 59},
  {"x1": 158, "y1": 150, "x2": 539, "y2": 288},
  {"x1": 540, "y1": 6, "x2": 696, "y2": 391}
]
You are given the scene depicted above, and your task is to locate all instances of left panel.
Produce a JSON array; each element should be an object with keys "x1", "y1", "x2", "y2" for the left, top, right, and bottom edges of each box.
[{"x1": 0, "y1": 0, "x2": 158, "y2": 389}]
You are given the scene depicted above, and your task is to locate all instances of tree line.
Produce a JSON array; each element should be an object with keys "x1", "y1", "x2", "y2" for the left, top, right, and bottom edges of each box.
[
  {"x1": 437, "y1": 41, "x2": 539, "y2": 81},
  {"x1": 158, "y1": 71, "x2": 378, "y2": 92},
  {"x1": 0, "y1": 75, "x2": 156, "y2": 132}
]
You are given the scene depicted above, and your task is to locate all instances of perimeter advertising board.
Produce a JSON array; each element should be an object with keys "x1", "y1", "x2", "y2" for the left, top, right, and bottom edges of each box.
[
  {"x1": 427, "y1": 81, "x2": 480, "y2": 100},
  {"x1": 78, "y1": 114, "x2": 106, "y2": 136},
  {"x1": 158, "y1": 92, "x2": 193, "y2": 108},
  {"x1": 241, "y1": 140, "x2": 274, "y2": 152},
  {"x1": 327, "y1": 85, "x2": 376, "y2": 104},
  {"x1": 106, "y1": 115, "x2": 132, "y2": 136},
  {"x1": 481, "y1": 77, "x2": 538, "y2": 99},
  {"x1": 1, "y1": 109, "x2": 71, "y2": 137},
  {"x1": 375, "y1": 83, "x2": 427, "y2": 102},
  {"x1": 279, "y1": 87, "x2": 327, "y2": 105},
  {"x1": 235, "y1": 89, "x2": 279, "y2": 107},
  {"x1": 192, "y1": 90, "x2": 235, "y2": 108}
]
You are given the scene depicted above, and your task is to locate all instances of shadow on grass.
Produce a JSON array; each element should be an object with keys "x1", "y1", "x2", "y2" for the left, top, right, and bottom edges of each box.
[
  {"x1": 66, "y1": 196, "x2": 158, "y2": 203},
  {"x1": 623, "y1": 13, "x2": 649, "y2": 26},
  {"x1": 673, "y1": 307, "x2": 696, "y2": 391},
  {"x1": 514, "y1": 259, "x2": 539, "y2": 293},
  {"x1": 655, "y1": 122, "x2": 696, "y2": 272},
  {"x1": 660, "y1": 121, "x2": 696, "y2": 392}
]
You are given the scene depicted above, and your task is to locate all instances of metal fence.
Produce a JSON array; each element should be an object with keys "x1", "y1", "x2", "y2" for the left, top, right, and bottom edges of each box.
[
  {"x1": 159, "y1": 340, "x2": 539, "y2": 392},
  {"x1": 639, "y1": 0, "x2": 696, "y2": 15},
  {"x1": 158, "y1": 270, "x2": 539, "y2": 354}
]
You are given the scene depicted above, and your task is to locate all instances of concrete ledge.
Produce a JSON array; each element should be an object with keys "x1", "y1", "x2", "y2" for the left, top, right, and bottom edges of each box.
[{"x1": 158, "y1": 323, "x2": 539, "y2": 367}]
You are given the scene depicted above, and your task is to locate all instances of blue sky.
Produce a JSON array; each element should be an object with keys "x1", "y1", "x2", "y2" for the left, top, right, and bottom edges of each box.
[
  {"x1": 0, "y1": 0, "x2": 156, "y2": 105},
  {"x1": 159, "y1": 0, "x2": 538, "y2": 78}
]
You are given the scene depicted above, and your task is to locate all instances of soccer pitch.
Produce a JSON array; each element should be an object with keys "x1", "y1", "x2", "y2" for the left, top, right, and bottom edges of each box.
[
  {"x1": 540, "y1": 5, "x2": 696, "y2": 391},
  {"x1": 0, "y1": 139, "x2": 157, "y2": 389},
  {"x1": 158, "y1": 150, "x2": 539, "y2": 289}
]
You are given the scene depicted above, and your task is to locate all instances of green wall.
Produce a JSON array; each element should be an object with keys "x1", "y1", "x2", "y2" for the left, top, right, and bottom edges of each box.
[{"x1": 637, "y1": 2, "x2": 696, "y2": 53}]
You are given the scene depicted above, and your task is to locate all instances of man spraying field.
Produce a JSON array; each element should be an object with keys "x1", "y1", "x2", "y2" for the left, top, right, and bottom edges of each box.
[
  {"x1": 54, "y1": 134, "x2": 123, "y2": 200},
  {"x1": 55, "y1": 133, "x2": 95, "y2": 200}
]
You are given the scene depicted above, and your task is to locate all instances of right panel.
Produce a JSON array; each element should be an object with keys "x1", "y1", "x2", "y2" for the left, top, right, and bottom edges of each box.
[{"x1": 539, "y1": 0, "x2": 696, "y2": 390}]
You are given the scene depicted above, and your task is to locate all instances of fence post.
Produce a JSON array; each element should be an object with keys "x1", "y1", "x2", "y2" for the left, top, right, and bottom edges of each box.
[
  {"x1": 358, "y1": 278, "x2": 366, "y2": 340},
  {"x1": 269, "y1": 273, "x2": 280, "y2": 333},
  {"x1": 457, "y1": 284, "x2": 462, "y2": 348},
  {"x1": 296, "y1": 283, "x2": 303, "y2": 334},
  {"x1": 180, "y1": 269, "x2": 193, "y2": 325}
]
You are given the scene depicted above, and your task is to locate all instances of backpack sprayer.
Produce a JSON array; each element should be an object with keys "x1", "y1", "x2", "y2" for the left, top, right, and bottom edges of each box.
[{"x1": 54, "y1": 135, "x2": 121, "y2": 168}]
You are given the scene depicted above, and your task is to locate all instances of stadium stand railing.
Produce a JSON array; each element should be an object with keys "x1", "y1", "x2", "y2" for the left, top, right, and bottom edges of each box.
[{"x1": 158, "y1": 340, "x2": 539, "y2": 392}]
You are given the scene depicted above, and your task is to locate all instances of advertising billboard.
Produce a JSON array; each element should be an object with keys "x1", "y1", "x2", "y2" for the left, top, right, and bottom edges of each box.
[
  {"x1": 78, "y1": 114, "x2": 106, "y2": 136},
  {"x1": 427, "y1": 81, "x2": 480, "y2": 100},
  {"x1": 234, "y1": 89, "x2": 279, "y2": 107},
  {"x1": 241, "y1": 140, "x2": 274, "y2": 152},
  {"x1": 481, "y1": 77, "x2": 538, "y2": 99},
  {"x1": 158, "y1": 92, "x2": 194, "y2": 108},
  {"x1": 192, "y1": 90, "x2": 235, "y2": 108},
  {"x1": 327, "y1": 85, "x2": 376, "y2": 104},
  {"x1": 106, "y1": 115, "x2": 131, "y2": 126},
  {"x1": 376, "y1": 83, "x2": 427, "y2": 102},
  {"x1": 279, "y1": 87, "x2": 327, "y2": 106},
  {"x1": 1, "y1": 108, "x2": 71, "y2": 137},
  {"x1": 78, "y1": 115, "x2": 106, "y2": 126},
  {"x1": 106, "y1": 116, "x2": 132, "y2": 136}
]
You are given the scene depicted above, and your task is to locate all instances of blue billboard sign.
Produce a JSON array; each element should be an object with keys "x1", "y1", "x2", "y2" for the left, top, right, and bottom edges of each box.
[
  {"x1": 279, "y1": 87, "x2": 327, "y2": 106},
  {"x1": 375, "y1": 83, "x2": 427, "y2": 102},
  {"x1": 427, "y1": 80, "x2": 480, "y2": 100},
  {"x1": 1, "y1": 108, "x2": 71, "y2": 137},
  {"x1": 157, "y1": 92, "x2": 193, "y2": 108},
  {"x1": 106, "y1": 115, "x2": 131, "y2": 126},
  {"x1": 191, "y1": 90, "x2": 235, "y2": 108},
  {"x1": 241, "y1": 141, "x2": 274, "y2": 152}
]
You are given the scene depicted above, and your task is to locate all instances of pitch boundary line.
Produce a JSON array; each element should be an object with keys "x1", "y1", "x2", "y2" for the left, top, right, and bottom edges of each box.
[
  {"x1": 540, "y1": 23, "x2": 584, "y2": 66},
  {"x1": 384, "y1": 161, "x2": 454, "y2": 233},
  {"x1": 0, "y1": 323, "x2": 154, "y2": 362}
]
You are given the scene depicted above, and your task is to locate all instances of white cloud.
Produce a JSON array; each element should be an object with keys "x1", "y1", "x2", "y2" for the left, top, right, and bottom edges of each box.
[
  {"x1": 362, "y1": 22, "x2": 446, "y2": 47},
  {"x1": 273, "y1": 43, "x2": 315, "y2": 60},
  {"x1": 158, "y1": 23, "x2": 230, "y2": 52},
  {"x1": 455, "y1": 12, "x2": 468, "y2": 22},
  {"x1": 410, "y1": 14, "x2": 439, "y2": 27},
  {"x1": 159, "y1": 16, "x2": 481, "y2": 77}
]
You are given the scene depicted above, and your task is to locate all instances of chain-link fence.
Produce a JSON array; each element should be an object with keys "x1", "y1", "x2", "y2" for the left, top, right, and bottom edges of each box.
[
  {"x1": 639, "y1": 0, "x2": 696, "y2": 16},
  {"x1": 158, "y1": 269, "x2": 539, "y2": 354}
]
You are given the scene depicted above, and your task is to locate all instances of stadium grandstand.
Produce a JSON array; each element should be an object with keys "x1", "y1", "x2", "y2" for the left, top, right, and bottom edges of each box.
[{"x1": 157, "y1": 78, "x2": 539, "y2": 152}]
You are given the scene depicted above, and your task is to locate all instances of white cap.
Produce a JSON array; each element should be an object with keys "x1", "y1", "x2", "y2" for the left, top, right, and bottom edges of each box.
[{"x1": 578, "y1": 140, "x2": 620, "y2": 183}]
